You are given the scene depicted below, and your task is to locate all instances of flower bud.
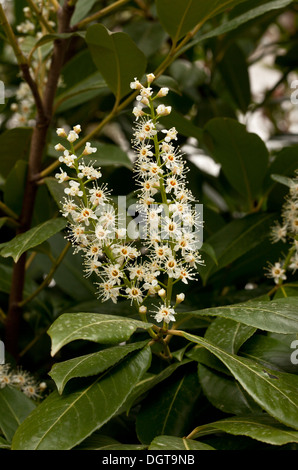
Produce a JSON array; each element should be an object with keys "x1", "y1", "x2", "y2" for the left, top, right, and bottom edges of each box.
[
  {"x1": 55, "y1": 143, "x2": 66, "y2": 152},
  {"x1": 139, "y1": 305, "x2": 147, "y2": 315},
  {"x1": 146, "y1": 73, "x2": 155, "y2": 84},
  {"x1": 157, "y1": 87, "x2": 169, "y2": 97},
  {"x1": 56, "y1": 128, "x2": 67, "y2": 138},
  {"x1": 176, "y1": 293, "x2": 185, "y2": 304},
  {"x1": 158, "y1": 288, "x2": 166, "y2": 298}
]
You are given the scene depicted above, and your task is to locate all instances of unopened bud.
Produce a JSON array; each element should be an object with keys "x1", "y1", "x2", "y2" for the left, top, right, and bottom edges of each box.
[
  {"x1": 176, "y1": 293, "x2": 185, "y2": 304},
  {"x1": 139, "y1": 305, "x2": 147, "y2": 315},
  {"x1": 146, "y1": 73, "x2": 155, "y2": 84},
  {"x1": 158, "y1": 288, "x2": 166, "y2": 298},
  {"x1": 157, "y1": 87, "x2": 169, "y2": 98},
  {"x1": 55, "y1": 143, "x2": 66, "y2": 152},
  {"x1": 56, "y1": 128, "x2": 67, "y2": 138}
]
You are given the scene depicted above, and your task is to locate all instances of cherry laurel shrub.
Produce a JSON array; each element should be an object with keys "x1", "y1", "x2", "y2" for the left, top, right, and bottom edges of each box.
[{"x1": 0, "y1": 0, "x2": 298, "y2": 452}]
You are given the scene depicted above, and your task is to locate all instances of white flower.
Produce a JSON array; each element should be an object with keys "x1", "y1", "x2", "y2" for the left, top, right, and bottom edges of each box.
[
  {"x1": 73, "y1": 124, "x2": 81, "y2": 134},
  {"x1": 157, "y1": 87, "x2": 169, "y2": 97},
  {"x1": 97, "y1": 281, "x2": 120, "y2": 303},
  {"x1": 56, "y1": 127, "x2": 67, "y2": 137},
  {"x1": 83, "y1": 142, "x2": 97, "y2": 155},
  {"x1": 270, "y1": 223, "x2": 287, "y2": 243},
  {"x1": 289, "y1": 253, "x2": 298, "y2": 273},
  {"x1": 133, "y1": 106, "x2": 145, "y2": 120},
  {"x1": 75, "y1": 207, "x2": 97, "y2": 226},
  {"x1": 95, "y1": 224, "x2": 111, "y2": 241},
  {"x1": 156, "y1": 104, "x2": 172, "y2": 116},
  {"x1": 266, "y1": 262, "x2": 287, "y2": 284},
  {"x1": 126, "y1": 286, "x2": 143, "y2": 304},
  {"x1": 67, "y1": 130, "x2": 79, "y2": 143},
  {"x1": 161, "y1": 127, "x2": 178, "y2": 142},
  {"x1": 130, "y1": 78, "x2": 143, "y2": 90},
  {"x1": 64, "y1": 180, "x2": 83, "y2": 197},
  {"x1": 154, "y1": 305, "x2": 176, "y2": 324},
  {"x1": 59, "y1": 150, "x2": 77, "y2": 167},
  {"x1": 55, "y1": 168, "x2": 68, "y2": 183},
  {"x1": 78, "y1": 162, "x2": 102, "y2": 180},
  {"x1": 104, "y1": 264, "x2": 123, "y2": 285}
]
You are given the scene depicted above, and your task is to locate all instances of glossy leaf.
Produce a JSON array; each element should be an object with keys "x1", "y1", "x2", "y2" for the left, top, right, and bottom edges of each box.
[
  {"x1": 136, "y1": 371, "x2": 201, "y2": 444},
  {"x1": 0, "y1": 386, "x2": 36, "y2": 443},
  {"x1": 0, "y1": 436, "x2": 10, "y2": 449},
  {"x1": 218, "y1": 43, "x2": 251, "y2": 113},
  {"x1": 204, "y1": 118, "x2": 269, "y2": 206},
  {"x1": 77, "y1": 434, "x2": 147, "y2": 450},
  {"x1": 198, "y1": 212, "x2": 275, "y2": 283},
  {"x1": 123, "y1": 359, "x2": 191, "y2": 413},
  {"x1": 12, "y1": 347, "x2": 151, "y2": 450},
  {"x1": 49, "y1": 341, "x2": 149, "y2": 394},
  {"x1": 3, "y1": 160, "x2": 28, "y2": 216},
  {"x1": 55, "y1": 72, "x2": 108, "y2": 112},
  {"x1": 205, "y1": 317, "x2": 256, "y2": 354},
  {"x1": 198, "y1": 364, "x2": 263, "y2": 415},
  {"x1": 149, "y1": 435, "x2": 215, "y2": 450},
  {"x1": 183, "y1": 332, "x2": 298, "y2": 430},
  {"x1": 191, "y1": 415, "x2": 298, "y2": 446},
  {"x1": 183, "y1": 298, "x2": 298, "y2": 334},
  {"x1": 86, "y1": 24, "x2": 147, "y2": 100},
  {"x1": 156, "y1": 0, "x2": 247, "y2": 42},
  {"x1": 0, "y1": 218, "x2": 67, "y2": 263},
  {"x1": 0, "y1": 128, "x2": 32, "y2": 178},
  {"x1": 48, "y1": 313, "x2": 152, "y2": 356},
  {"x1": 182, "y1": 0, "x2": 293, "y2": 52}
]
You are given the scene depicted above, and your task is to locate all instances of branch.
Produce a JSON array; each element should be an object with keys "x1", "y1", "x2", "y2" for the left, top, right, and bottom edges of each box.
[
  {"x1": 19, "y1": 242, "x2": 71, "y2": 308},
  {"x1": 26, "y1": 0, "x2": 56, "y2": 34},
  {"x1": 5, "y1": 0, "x2": 75, "y2": 359},
  {"x1": 73, "y1": 0, "x2": 131, "y2": 30},
  {"x1": 0, "y1": 5, "x2": 26, "y2": 65}
]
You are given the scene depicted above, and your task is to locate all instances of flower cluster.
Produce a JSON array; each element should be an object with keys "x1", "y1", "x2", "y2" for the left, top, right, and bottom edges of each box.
[
  {"x1": 56, "y1": 74, "x2": 203, "y2": 326},
  {"x1": 265, "y1": 171, "x2": 298, "y2": 284},
  {"x1": 0, "y1": 364, "x2": 46, "y2": 400},
  {"x1": 8, "y1": 2, "x2": 59, "y2": 128}
]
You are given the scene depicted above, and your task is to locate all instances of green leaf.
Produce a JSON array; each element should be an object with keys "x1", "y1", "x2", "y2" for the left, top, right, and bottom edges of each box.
[
  {"x1": 48, "y1": 313, "x2": 152, "y2": 356},
  {"x1": 123, "y1": 359, "x2": 191, "y2": 413},
  {"x1": 55, "y1": 72, "x2": 108, "y2": 113},
  {"x1": 156, "y1": 0, "x2": 247, "y2": 42},
  {"x1": 241, "y1": 334, "x2": 297, "y2": 374},
  {"x1": 32, "y1": 32, "x2": 85, "y2": 51},
  {"x1": 92, "y1": 143, "x2": 133, "y2": 169},
  {"x1": 198, "y1": 212, "x2": 275, "y2": 283},
  {"x1": 0, "y1": 386, "x2": 36, "y2": 443},
  {"x1": 182, "y1": 0, "x2": 293, "y2": 52},
  {"x1": 3, "y1": 160, "x2": 28, "y2": 216},
  {"x1": 136, "y1": 371, "x2": 201, "y2": 445},
  {"x1": 159, "y1": 109, "x2": 203, "y2": 142},
  {"x1": 12, "y1": 347, "x2": 151, "y2": 450},
  {"x1": 77, "y1": 434, "x2": 147, "y2": 450},
  {"x1": 218, "y1": 43, "x2": 251, "y2": 113},
  {"x1": 205, "y1": 317, "x2": 256, "y2": 354},
  {"x1": 198, "y1": 364, "x2": 263, "y2": 415},
  {"x1": 0, "y1": 128, "x2": 32, "y2": 179},
  {"x1": 149, "y1": 435, "x2": 215, "y2": 450},
  {"x1": 49, "y1": 341, "x2": 149, "y2": 394},
  {"x1": 86, "y1": 24, "x2": 147, "y2": 100},
  {"x1": 204, "y1": 118, "x2": 269, "y2": 207},
  {"x1": 270, "y1": 174, "x2": 295, "y2": 188},
  {"x1": 0, "y1": 436, "x2": 10, "y2": 449},
  {"x1": 191, "y1": 415, "x2": 298, "y2": 446},
  {"x1": 70, "y1": 0, "x2": 98, "y2": 25},
  {"x1": 183, "y1": 298, "x2": 298, "y2": 334},
  {"x1": 0, "y1": 218, "x2": 67, "y2": 263},
  {"x1": 183, "y1": 332, "x2": 298, "y2": 430}
]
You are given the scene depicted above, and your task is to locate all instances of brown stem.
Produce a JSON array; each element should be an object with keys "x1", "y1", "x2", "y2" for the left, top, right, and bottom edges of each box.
[{"x1": 5, "y1": 1, "x2": 75, "y2": 359}]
